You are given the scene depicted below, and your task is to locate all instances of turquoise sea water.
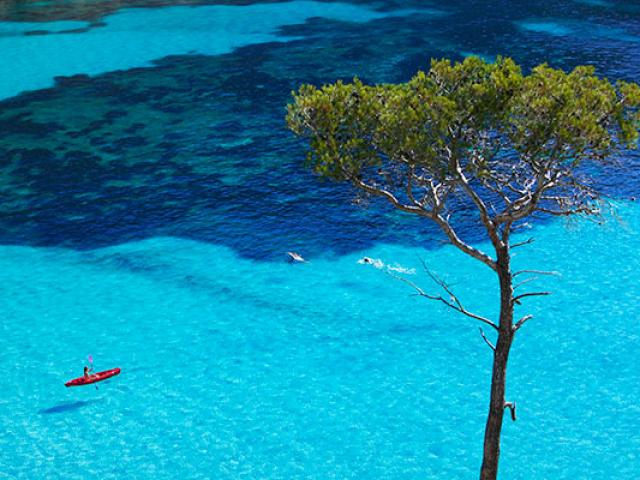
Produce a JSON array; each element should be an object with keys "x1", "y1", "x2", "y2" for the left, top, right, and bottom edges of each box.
[
  {"x1": 1, "y1": 1, "x2": 640, "y2": 479},
  {"x1": 2, "y1": 204, "x2": 639, "y2": 479}
]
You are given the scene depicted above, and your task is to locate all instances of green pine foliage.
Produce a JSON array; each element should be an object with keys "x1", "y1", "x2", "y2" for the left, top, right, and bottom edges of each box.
[{"x1": 287, "y1": 56, "x2": 640, "y2": 187}]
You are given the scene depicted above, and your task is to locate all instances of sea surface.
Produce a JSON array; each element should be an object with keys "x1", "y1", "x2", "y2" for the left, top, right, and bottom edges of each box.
[{"x1": 1, "y1": 1, "x2": 639, "y2": 479}]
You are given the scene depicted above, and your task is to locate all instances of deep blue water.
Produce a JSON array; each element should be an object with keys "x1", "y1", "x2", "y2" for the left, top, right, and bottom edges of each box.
[{"x1": 1, "y1": 1, "x2": 639, "y2": 478}]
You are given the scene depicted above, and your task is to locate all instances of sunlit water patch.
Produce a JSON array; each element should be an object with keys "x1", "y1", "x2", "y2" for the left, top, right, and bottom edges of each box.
[
  {"x1": 574, "y1": 0, "x2": 613, "y2": 7},
  {"x1": 517, "y1": 20, "x2": 573, "y2": 36},
  {"x1": 517, "y1": 18, "x2": 640, "y2": 43}
]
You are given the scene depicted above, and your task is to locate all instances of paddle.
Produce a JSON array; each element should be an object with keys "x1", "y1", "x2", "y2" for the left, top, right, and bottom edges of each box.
[{"x1": 88, "y1": 354, "x2": 98, "y2": 391}]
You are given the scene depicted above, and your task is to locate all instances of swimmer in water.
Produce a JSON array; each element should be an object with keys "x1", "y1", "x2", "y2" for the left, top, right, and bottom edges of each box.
[
  {"x1": 358, "y1": 257, "x2": 384, "y2": 268},
  {"x1": 286, "y1": 252, "x2": 305, "y2": 263},
  {"x1": 359, "y1": 257, "x2": 415, "y2": 274}
]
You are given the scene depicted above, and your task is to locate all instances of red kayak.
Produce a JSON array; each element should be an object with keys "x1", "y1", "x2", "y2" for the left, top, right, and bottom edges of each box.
[{"x1": 65, "y1": 368, "x2": 121, "y2": 387}]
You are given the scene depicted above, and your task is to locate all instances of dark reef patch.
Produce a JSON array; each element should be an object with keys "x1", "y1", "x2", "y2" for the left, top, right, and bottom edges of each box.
[
  {"x1": 0, "y1": 112, "x2": 63, "y2": 137},
  {"x1": 0, "y1": 0, "x2": 285, "y2": 23},
  {"x1": 0, "y1": 1, "x2": 639, "y2": 259}
]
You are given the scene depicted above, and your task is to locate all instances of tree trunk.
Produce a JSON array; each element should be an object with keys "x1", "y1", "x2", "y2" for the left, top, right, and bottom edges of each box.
[{"x1": 479, "y1": 251, "x2": 514, "y2": 480}]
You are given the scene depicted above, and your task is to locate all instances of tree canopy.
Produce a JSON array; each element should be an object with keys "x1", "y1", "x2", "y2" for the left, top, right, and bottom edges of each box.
[{"x1": 287, "y1": 57, "x2": 640, "y2": 271}]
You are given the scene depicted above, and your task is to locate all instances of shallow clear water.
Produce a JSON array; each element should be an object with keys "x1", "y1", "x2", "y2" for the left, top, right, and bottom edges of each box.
[
  {"x1": 1, "y1": 1, "x2": 639, "y2": 479},
  {"x1": 0, "y1": 2, "x2": 436, "y2": 100}
]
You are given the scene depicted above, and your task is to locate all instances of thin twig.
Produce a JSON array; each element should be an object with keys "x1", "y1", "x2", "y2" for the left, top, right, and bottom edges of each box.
[
  {"x1": 513, "y1": 314, "x2": 533, "y2": 331},
  {"x1": 513, "y1": 291, "x2": 551, "y2": 303},
  {"x1": 513, "y1": 276, "x2": 538, "y2": 290},
  {"x1": 479, "y1": 327, "x2": 496, "y2": 351},
  {"x1": 388, "y1": 271, "x2": 498, "y2": 331},
  {"x1": 513, "y1": 269, "x2": 559, "y2": 278},
  {"x1": 504, "y1": 402, "x2": 517, "y2": 421},
  {"x1": 511, "y1": 237, "x2": 535, "y2": 249}
]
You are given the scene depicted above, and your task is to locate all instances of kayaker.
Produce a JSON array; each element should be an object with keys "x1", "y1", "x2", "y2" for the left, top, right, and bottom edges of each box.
[{"x1": 83, "y1": 366, "x2": 93, "y2": 379}]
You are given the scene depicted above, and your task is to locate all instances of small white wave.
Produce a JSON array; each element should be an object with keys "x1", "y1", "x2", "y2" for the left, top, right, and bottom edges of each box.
[
  {"x1": 358, "y1": 257, "x2": 415, "y2": 274},
  {"x1": 386, "y1": 264, "x2": 416, "y2": 275}
]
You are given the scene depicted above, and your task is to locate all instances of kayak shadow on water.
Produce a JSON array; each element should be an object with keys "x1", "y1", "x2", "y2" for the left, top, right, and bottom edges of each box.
[{"x1": 38, "y1": 400, "x2": 96, "y2": 415}]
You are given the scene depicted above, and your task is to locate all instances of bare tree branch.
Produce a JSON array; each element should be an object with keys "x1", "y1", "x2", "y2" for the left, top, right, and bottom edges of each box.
[
  {"x1": 513, "y1": 269, "x2": 559, "y2": 278},
  {"x1": 513, "y1": 291, "x2": 551, "y2": 304},
  {"x1": 479, "y1": 327, "x2": 496, "y2": 351},
  {"x1": 537, "y1": 206, "x2": 599, "y2": 217},
  {"x1": 432, "y1": 213, "x2": 497, "y2": 271},
  {"x1": 352, "y1": 176, "x2": 429, "y2": 217},
  {"x1": 511, "y1": 237, "x2": 535, "y2": 249},
  {"x1": 480, "y1": 176, "x2": 513, "y2": 207},
  {"x1": 513, "y1": 276, "x2": 538, "y2": 290},
  {"x1": 494, "y1": 169, "x2": 562, "y2": 224},
  {"x1": 388, "y1": 270, "x2": 498, "y2": 331},
  {"x1": 513, "y1": 314, "x2": 533, "y2": 331},
  {"x1": 452, "y1": 155, "x2": 502, "y2": 248},
  {"x1": 504, "y1": 402, "x2": 517, "y2": 421},
  {"x1": 500, "y1": 221, "x2": 513, "y2": 245}
]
